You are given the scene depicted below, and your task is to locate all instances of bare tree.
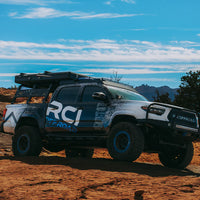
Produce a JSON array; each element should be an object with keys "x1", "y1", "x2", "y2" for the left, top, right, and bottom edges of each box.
[{"x1": 110, "y1": 71, "x2": 122, "y2": 82}]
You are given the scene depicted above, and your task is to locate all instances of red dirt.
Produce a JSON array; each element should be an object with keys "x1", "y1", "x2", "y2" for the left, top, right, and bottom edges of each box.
[
  {"x1": 1, "y1": 133, "x2": 200, "y2": 200},
  {"x1": 0, "y1": 89, "x2": 200, "y2": 199}
]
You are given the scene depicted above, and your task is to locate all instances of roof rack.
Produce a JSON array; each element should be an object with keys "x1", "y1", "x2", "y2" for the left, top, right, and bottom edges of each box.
[
  {"x1": 15, "y1": 71, "x2": 94, "y2": 88},
  {"x1": 15, "y1": 71, "x2": 137, "y2": 92}
]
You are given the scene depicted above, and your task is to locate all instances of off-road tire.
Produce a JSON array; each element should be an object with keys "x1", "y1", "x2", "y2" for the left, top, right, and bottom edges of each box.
[
  {"x1": 12, "y1": 126, "x2": 42, "y2": 156},
  {"x1": 158, "y1": 141, "x2": 194, "y2": 169},
  {"x1": 107, "y1": 122, "x2": 144, "y2": 162},
  {"x1": 65, "y1": 148, "x2": 94, "y2": 158}
]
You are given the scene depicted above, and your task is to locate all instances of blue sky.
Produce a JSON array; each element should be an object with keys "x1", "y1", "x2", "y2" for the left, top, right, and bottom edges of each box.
[{"x1": 0, "y1": 0, "x2": 200, "y2": 88}]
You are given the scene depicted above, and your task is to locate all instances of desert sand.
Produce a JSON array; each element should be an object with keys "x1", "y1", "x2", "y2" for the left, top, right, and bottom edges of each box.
[{"x1": 1, "y1": 131, "x2": 200, "y2": 199}]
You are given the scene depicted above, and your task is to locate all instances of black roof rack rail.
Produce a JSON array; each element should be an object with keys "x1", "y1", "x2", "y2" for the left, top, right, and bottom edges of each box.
[{"x1": 102, "y1": 78, "x2": 137, "y2": 92}]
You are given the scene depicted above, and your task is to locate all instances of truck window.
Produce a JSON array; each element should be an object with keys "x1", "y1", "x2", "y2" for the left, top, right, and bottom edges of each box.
[
  {"x1": 106, "y1": 86, "x2": 148, "y2": 101},
  {"x1": 56, "y1": 86, "x2": 80, "y2": 104},
  {"x1": 82, "y1": 86, "x2": 106, "y2": 102}
]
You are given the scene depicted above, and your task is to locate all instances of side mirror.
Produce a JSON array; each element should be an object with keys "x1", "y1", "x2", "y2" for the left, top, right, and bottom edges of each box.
[{"x1": 92, "y1": 92, "x2": 108, "y2": 102}]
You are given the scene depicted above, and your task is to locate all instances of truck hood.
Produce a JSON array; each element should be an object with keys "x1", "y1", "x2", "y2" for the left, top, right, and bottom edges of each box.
[
  {"x1": 108, "y1": 100, "x2": 172, "y2": 122},
  {"x1": 106, "y1": 100, "x2": 199, "y2": 129}
]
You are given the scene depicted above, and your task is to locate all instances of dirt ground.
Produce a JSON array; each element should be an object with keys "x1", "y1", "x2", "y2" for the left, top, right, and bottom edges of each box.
[
  {"x1": 1, "y1": 132, "x2": 200, "y2": 200},
  {"x1": 1, "y1": 93, "x2": 200, "y2": 199}
]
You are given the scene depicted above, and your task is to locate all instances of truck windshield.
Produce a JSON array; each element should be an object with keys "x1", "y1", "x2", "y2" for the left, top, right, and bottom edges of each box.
[{"x1": 106, "y1": 86, "x2": 148, "y2": 101}]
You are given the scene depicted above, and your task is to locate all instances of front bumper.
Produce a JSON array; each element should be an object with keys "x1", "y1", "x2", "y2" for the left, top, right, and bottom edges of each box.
[{"x1": 145, "y1": 103, "x2": 200, "y2": 138}]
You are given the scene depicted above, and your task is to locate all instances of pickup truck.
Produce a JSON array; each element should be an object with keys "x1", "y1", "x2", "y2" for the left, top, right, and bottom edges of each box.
[{"x1": 1, "y1": 71, "x2": 200, "y2": 169}]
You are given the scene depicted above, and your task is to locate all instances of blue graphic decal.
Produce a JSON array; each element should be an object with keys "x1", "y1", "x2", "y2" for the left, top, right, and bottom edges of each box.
[{"x1": 45, "y1": 116, "x2": 77, "y2": 133}]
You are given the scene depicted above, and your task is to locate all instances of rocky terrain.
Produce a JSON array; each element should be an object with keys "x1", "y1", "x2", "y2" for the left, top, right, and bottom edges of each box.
[{"x1": 0, "y1": 88, "x2": 200, "y2": 200}]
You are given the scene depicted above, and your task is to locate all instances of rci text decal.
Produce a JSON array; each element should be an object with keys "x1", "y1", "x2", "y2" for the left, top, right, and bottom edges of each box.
[{"x1": 46, "y1": 101, "x2": 82, "y2": 126}]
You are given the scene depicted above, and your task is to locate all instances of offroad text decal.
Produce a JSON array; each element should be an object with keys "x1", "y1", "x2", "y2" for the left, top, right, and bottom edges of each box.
[
  {"x1": 46, "y1": 101, "x2": 82, "y2": 132},
  {"x1": 46, "y1": 116, "x2": 78, "y2": 132}
]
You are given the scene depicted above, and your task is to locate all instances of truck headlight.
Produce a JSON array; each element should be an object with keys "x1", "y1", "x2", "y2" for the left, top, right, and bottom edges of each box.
[{"x1": 141, "y1": 106, "x2": 165, "y2": 115}]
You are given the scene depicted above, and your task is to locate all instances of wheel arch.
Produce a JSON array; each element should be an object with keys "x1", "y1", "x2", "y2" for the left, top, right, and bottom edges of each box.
[
  {"x1": 15, "y1": 117, "x2": 39, "y2": 132},
  {"x1": 109, "y1": 115, "x2": 137, "y2": 130},
  {"x1": 12, "y1": 124, "x2": 42, "y2": 156}
]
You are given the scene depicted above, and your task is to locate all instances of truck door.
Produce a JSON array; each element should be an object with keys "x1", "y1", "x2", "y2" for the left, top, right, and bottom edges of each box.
[
  {"x1": 45, "y1": 85, "x2": 81, "y2": 135},
  {"x1": 77, "y1": 85, "x2": 109, "y2": 133}
]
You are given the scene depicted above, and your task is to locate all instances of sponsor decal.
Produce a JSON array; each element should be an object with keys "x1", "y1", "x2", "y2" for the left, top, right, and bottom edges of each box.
[
  {"x1": 46, "y1": 101, "x2": 82, "y2": 132},
  {"x1": 172, "y1": 114, "x2": 196, "y2": 123},
  {"x1": 45, "y1": 116, "x2": 77, "y2": 133}
]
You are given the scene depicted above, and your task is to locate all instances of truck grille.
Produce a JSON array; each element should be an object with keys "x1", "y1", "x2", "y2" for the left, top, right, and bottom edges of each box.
[{"x1": 168, "y1": 109, "x2": 198, "y2": 129}]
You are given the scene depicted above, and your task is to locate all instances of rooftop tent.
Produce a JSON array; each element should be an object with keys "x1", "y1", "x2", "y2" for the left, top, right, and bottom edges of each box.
[
  {"x1": 13, "y1": 71, "x2": 94, "y2": 104},
  {"x1": 15, "y1": 71, "x2": 90, "y2": 88}
]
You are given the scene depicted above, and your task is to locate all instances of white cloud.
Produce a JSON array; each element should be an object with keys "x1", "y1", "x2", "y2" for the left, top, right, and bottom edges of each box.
[
  {"x1": 0, "y1": 40, "x2": 75, "y2": 49},
  {"x1": 78, "y1": 68, "x2": 184, "y2": 74},
  {"x1": 0, "y1": 0, "x2": 44, "y2": 5},
  {"x1": 197, "y1": 34, "x2": 200, "y2": 37},
  {"x1": 179, "y1": 41, "x2": 196, "y2": 44},
  {"x1": 74, "y1": 13, "x2": 138, "y2": 19},
  {"x1": 123, "y1": 78, "x2": 176, "y2": 82},
  {"x1": 158, "y1": 27, "x2": 200, "y2": 32},
  {"x1": 0, "y1": 62, "x2": 75, "y2": 66},
  {"x1": 0, "y1": 73, "x2": 18, "y2": 76},
  {"x1": 0, "y1": 80, "x2": 13, "y2": 82},
  {"x1": 9, "y1": 7, "x2": 76, "y2": 19},
  {"x1": 105, "y1": 1, "x2": 112, "y2": 5},
  {"x1": 79, "y1": 63, "x2": 200, "y2": 72},
  {"x1": 79, "y1": 64, "x2": 200, "y2": 75},
  {"x1": 121, "y1": 0, "x2": 135, "y2": 4},
  {"x1": 105, "y1": 0, "x2": 135, "y2": 5},
  {"x1": 1, "y1": 39, "x2": 200, "y2": 64},
  {"x1": 170, "y1": 40, "x2": 200, "y2": 47},
  {"x1": 10, "y1": 7, "x2": 140, "y2": 19},
  {"x1": 131, "y1": 29, "x2": 146, "y2": 31},
  {"x1": 0, "y1": 0, "x2": 72, "y2": 5}
]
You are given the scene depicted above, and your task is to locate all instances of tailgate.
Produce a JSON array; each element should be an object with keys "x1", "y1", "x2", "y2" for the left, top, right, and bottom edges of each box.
[{"x1": 2, "y1": 104, "x2": 27, "y2": 134}]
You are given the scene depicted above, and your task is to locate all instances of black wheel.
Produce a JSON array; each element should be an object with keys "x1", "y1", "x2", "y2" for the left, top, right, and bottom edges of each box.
[
  {"x1": 107, "y1": 122, "x2": 144, "y2": 162},
  {"x1": 43, "y1": 143, "x2": 65, "y2": 152},
  {"x1": 65, "y1": 148, "x2": 94, "y2": 158},
  {"x1": 12, "y1": 126, "x2": 42, "y2": 156},
  {"x1": 158, "y1": 142, "x2": 194, "y2": 169}
]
